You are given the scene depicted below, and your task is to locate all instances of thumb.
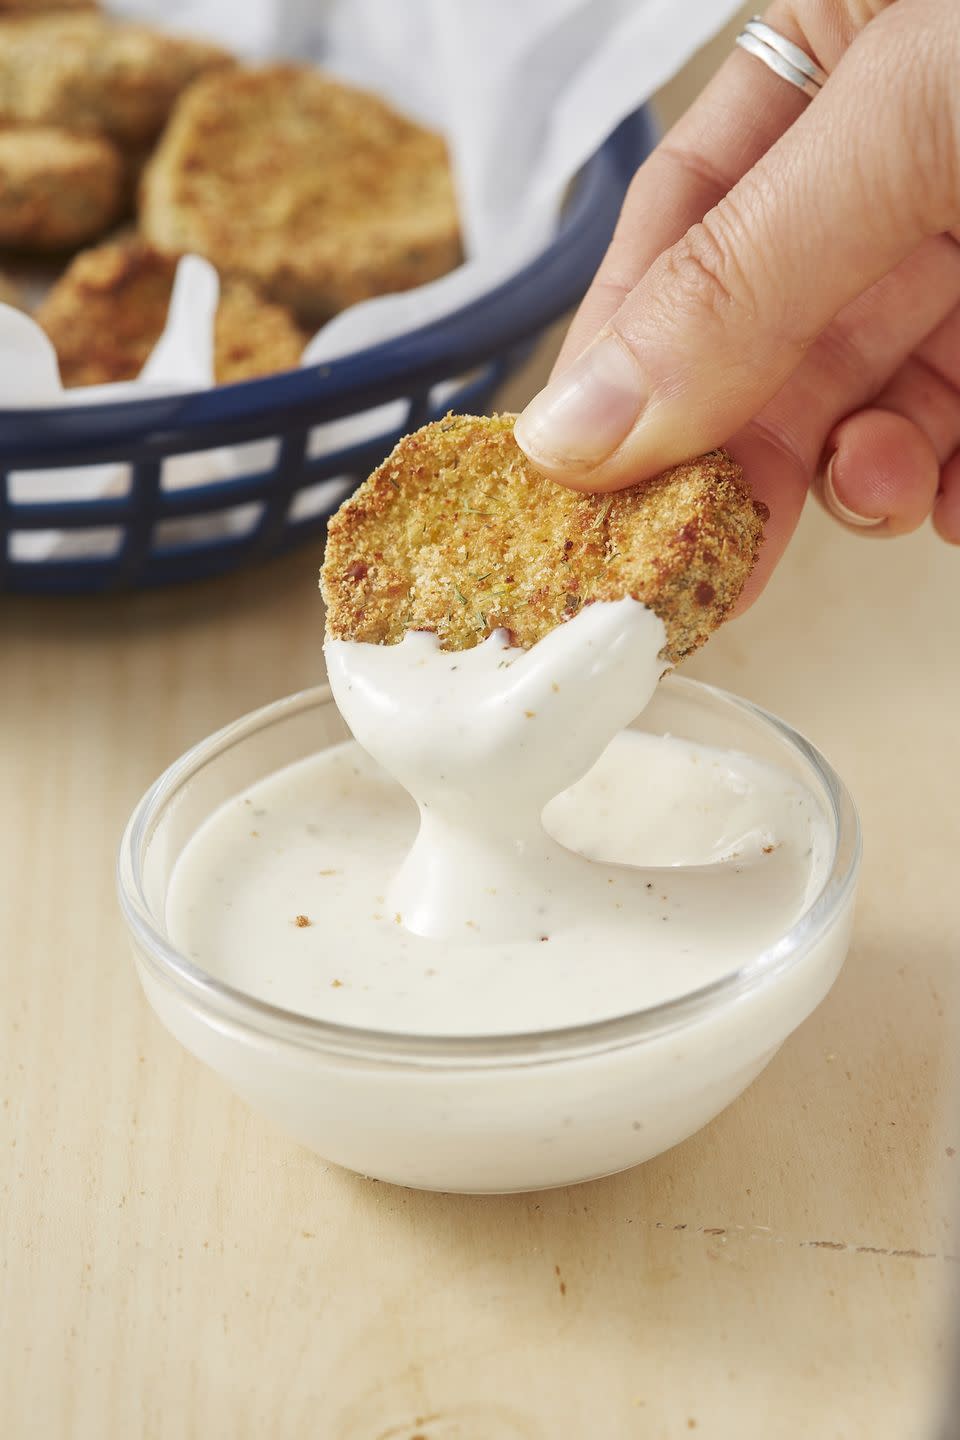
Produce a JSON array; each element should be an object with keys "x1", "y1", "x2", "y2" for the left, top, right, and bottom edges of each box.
[{"x1": 515, "y1": 6, "x2": 960, "y2": 490}]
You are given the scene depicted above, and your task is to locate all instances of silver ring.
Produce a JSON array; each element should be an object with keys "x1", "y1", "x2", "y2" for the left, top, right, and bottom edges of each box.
[{"x1": 736, "y1": 16, "x2": 828, "y2": 101}]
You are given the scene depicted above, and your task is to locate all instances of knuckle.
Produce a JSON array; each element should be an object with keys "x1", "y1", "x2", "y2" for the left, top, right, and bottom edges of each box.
[
  {"x1": 654, "y1": 142, "x2": 733, "y2": 202},
  {"x1": 656, "y1": 203, "x2": 761, "y2": 328},
  {"x1": 589, "y1": 273, "x2": 634, "y2": 314},
  {"x1": 808, "y1": 313, "x2": 871, "y2": 389}
]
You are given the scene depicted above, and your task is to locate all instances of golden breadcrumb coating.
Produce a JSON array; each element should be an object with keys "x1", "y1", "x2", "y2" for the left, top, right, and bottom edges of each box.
[
  {"x1": 35, "y1": 237, "x2": 306, "y2": 386},
  {"x1": 209, "y1": 273, "x2": 308, "y2": 384},
  {"x1": 140, "y1": 64, "x2": 461, "y2": 324},
  {"x1": 0, "y1": 14, "x2": 233, "y2": 146},
  {"x1": 0, "y1": 124, "x2": 122, "y2": 249},
  {"x1": 322, "y1": 415, "x2": 767, "y2": 664}
]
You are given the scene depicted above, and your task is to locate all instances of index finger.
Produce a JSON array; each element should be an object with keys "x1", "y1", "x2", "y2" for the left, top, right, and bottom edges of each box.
[{"x1": 553, "y1": 3, "x2": 849, "y2": 375}]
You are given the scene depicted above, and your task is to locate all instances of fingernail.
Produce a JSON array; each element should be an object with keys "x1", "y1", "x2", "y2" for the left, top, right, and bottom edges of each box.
[
  {"x1": 514, "y1": 333, "x2": 644, "y2": 469},
  {"x1": 821, "y1": 452, "x2": 885, "y2": 528}
]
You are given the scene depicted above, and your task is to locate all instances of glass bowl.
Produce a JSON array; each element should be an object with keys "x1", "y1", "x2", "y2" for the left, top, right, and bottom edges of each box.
[{"x1": 117, "y1": 677, "x2": 860, "y2": 1194}]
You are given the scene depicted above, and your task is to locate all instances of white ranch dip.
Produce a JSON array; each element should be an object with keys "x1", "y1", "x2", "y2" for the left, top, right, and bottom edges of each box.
[{"x1": 167, "y1": 601, "x2": 830, "y2": 1037}]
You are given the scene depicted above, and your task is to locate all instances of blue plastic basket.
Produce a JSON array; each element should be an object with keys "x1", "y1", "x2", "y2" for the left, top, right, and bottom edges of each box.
[{"x1": 0, "y1": 107, "x2": 655, "y2": 594}]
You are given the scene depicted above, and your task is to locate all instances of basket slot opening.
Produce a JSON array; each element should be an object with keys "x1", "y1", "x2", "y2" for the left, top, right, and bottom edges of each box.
[
  {"x1": 160, "y1": 439, "x2": 280, "y2": 493},
  {"x1": 288, "y1": 475, "x2": 354, "y2": 524},
  {"x1": 307, "y1": 400, "x2": 407, "y2": 461},
  {"x1": 427, "y1": 368, "x2": 494, "y2": 414},
  {"x1": 229, "y1": 438, "x2": 281, "y2": 476},
  {"x1": 152, "y1": 502, "x2": 264, "y2": 553},
  {"x1": 9, "y1": 526, "x2": 124, "y2": 563},
  {"x1": 7, "y1": 463, "x2": 132, "y2": 505}
]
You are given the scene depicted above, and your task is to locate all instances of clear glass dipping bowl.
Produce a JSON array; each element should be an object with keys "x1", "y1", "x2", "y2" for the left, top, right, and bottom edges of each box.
[{"x1": 117, "y1": 678, "x2": 860, "y2": 1194}]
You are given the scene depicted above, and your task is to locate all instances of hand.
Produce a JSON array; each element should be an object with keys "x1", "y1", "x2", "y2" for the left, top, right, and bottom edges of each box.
[{"x1": 514, "y1": 0, "x2": 960, "y2": 607}]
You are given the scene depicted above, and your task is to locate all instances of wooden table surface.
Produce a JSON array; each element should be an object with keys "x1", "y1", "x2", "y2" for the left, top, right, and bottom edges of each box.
[
  {"x1": 3, "y1": 16, "x2": 959, "y2": 1438},
  {"x1": 3, "y1": 332, "x2": 957, "y2": 1439}
]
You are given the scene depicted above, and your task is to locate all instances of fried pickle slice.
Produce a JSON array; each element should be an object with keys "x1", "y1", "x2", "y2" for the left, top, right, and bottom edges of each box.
[
  {"x1": 0, "y1": 124, "x2": 122, "y2": 250},
  {"x1": 34, "y1": 236, "x2": 307, "y2": 386},
  {"x1": 0, "y1": 14, "x2": 232, "y2": 146},
  {"x1": 140, "y1": 64, "x2": 461, "y2": 324},
  {"x1": 321, "y1": 414, "x2": 766, "y2": 664}
]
